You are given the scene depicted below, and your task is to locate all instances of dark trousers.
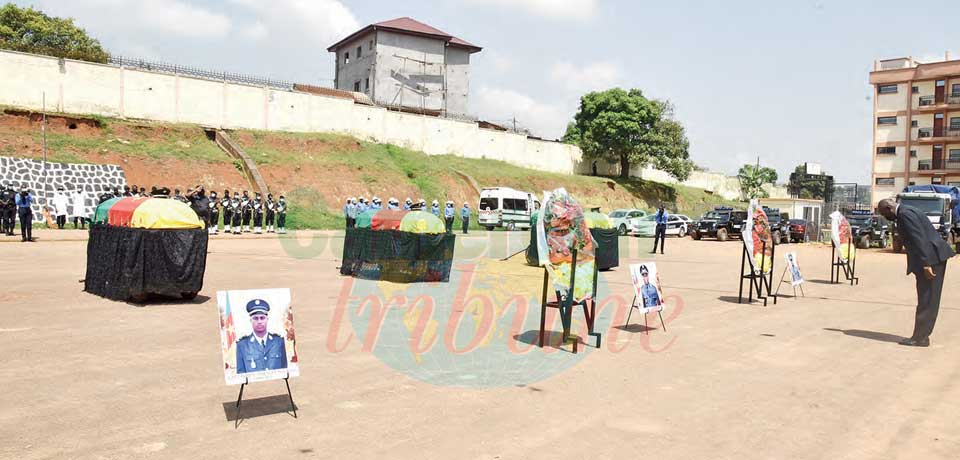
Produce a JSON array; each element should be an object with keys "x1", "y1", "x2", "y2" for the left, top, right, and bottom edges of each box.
[
  {"x1": 912, "y1": 262, "x2": 947, "y2": 339},
  {"x1": 652, "y1": 224, "x2": 666, "y2": 253},
  {"x1": 277, "y1": 213, "x2": 286, "y2": 228},
  {"x1": 73, "y1": 216, "x2": 86, "y2": 229},
  {"x1": 210, "y1": 210, "x2": 219, "y2": 229},
  {"x1": 445, "y1": 217, "x2": 454, "y2": 234},
  {"x1": 462, "y1": 217, "x2": 469, "y2": 234},
  {"x1": 18, "y1": 208, "x2": 32, "y2": 241},
  {"x1": 56, "y1": 214, "x2": 66, "y2": 229},
  {"x1": 346, "y1": 217, "x2": 355, "y2": 229},
  {"x1": 253, "y1": 213, "x2": 263, "y2": 227},
  {"x1": 3, "y1": 209, "x2": 13, "y2": 234},
  {"x1": 222, "y1": 210, "x2": 232, "y2": 227},
  {"x1": 242, "y1": 210, "x2": 251, "y2": 227},
  {"x1": 266, "y1": 211, "x2": 275, "y2": 226}
]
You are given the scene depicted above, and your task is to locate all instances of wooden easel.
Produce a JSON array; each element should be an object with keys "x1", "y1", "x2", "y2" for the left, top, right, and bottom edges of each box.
[
  {"x1": 538, "y1": 249, "x2": 602, "y2": 353},
  {"x1": 830, "y1": 241, "x2": 859, "y2": 285},
  {"x1": 738, "y1": 240, "x2": 777, "y2": 306}
]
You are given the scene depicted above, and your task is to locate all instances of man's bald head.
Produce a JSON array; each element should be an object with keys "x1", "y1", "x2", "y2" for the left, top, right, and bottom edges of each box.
[{"x1": 877, "y1": 199, "x2": 897, "y2": 220}]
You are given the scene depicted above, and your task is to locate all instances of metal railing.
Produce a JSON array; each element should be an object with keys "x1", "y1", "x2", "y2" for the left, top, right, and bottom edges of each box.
[
  {"x1": 919, "y1": 160, "x2": 932, "y2": 170},
  {"x1": 108, "y1": 55, "x2": 295, "y2": 91},
  {"x1": 919, "y1": 95, "x2": 935, "y2": 106},
  {"x1": 947, "y1": 159, "x2": 960, "y2": 169},
  {"x1": 918, "y1": 127, "x2": 933, "y2": 138},
  {"x1": 949, "y1": 94, "x2": 960, "y2": 105}
]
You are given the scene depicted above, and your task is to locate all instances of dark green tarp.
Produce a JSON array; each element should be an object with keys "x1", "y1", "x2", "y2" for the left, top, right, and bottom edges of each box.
[{"x1": 340, "y1": 228, "x2": 455, "y2": 283}]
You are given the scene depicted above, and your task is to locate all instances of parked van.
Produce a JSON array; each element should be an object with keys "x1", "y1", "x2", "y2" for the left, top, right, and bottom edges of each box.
[{"x1": 478, "y1": 187, "x2": 540, "y2": 231}]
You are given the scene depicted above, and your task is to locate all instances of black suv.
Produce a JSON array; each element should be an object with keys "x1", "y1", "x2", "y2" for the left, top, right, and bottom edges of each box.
[
  {"x1": 692, "y1": 207, "x2": 747, "y2": 241},
  {"x1": 847, "y1": 211, "x2": 889, "y2": 249},
  {"x1": 763, "y1": 207, "x2": 787, "y2": 244}
]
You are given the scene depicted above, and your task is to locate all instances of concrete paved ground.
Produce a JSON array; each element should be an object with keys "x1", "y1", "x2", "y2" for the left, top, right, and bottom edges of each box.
[{"x1": 1, "y1": 230, "x2": 958, "y2": 459}]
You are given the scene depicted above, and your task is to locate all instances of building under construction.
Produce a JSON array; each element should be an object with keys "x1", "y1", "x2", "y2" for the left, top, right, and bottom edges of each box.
[{"x1": 327, "y1": 17, "x2": 482, "y2": 119}]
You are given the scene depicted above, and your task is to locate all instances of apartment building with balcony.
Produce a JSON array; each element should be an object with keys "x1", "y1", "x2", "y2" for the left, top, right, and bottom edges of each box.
[{"x1": 870, "y1": 54, "x2": 960, "y2": 204}]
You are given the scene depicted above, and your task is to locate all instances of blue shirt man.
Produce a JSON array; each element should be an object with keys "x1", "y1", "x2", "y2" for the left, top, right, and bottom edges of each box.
[
  {"x1": 236, "y1": 298, "x2": 288, "y2": 374},
  {"x1": 460, "y1": 204, "x2": 470, "y2": 219},
  {"x1": 343, "y1": 200, "x2": 352, "y2": 218},
  {"x1": 652, "y1": 205, "x2": 670, "y2": 254},
  {"x1": 357, "y1": 200, "x2": 368, "y2": 213},
  {"x1": 15, "y1": 190, "x2": 34, "y2": 208},
  {"x1": 655, "y1": 207, "x2": 670, "y2": 225},
  {"x1": 444, "y1": 204, "x2": 455, "y2": 218},
  {"x1": 639, "y1": 266, "x2": 661, "y2": 308},
  {"x1": 431, "y1": 202, "x2": 440, "y2": 217},
  {"x1": 403, "y1": 199, "x2": 412, "y2": 211}
]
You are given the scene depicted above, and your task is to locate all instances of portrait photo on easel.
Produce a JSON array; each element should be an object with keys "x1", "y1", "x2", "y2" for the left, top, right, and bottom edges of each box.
[
  {"x1": 218, "y1": 288, "x2": 300, "y2": 385},
  {"x1": 628, "y1": 262, "x2": 667, "y2": 332}
]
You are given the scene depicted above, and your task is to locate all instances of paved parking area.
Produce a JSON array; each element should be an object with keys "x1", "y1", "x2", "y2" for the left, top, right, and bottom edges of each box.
[{"x1": 1, "y1": 230, "x2": 958, "y2": 459}]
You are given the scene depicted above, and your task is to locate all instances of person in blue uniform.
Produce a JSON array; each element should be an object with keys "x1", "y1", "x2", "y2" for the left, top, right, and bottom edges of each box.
[
  {"x1": 403, "y1": 198, "x2": 412, "y2": 211},
  {"x1": 431, "y1": 200, "x2": 440, "y2": 217},
  {"x1": 460, "y1": 202, "x2": 470, "y2": 234},
  {"x1": 370, "y1": 196, "x2": 382, "y2": 210},
  {"x1": 387, "y1": 197, "x2": 400, "y2": 211},
  {"x1": 639, "y1": 265, "x2": 661, "y2": 308},
  {"x1": 443, "y1": 200, "x2": 455, "y2": 233},
  {"x1": 652, "y1": 204, "x2": 669, "y2": 255},
  {"x1": 15, "y1": 186, "x2": 34, "y2": 242},
  {"x1": 236, "y1": 298, "x2": 288, "y2": 374},
  {"x1": 357, "y1": 197, "x2": 368, "y2": 213}
]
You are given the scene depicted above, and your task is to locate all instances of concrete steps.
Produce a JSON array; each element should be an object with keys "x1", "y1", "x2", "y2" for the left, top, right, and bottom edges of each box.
[{"x1": 207, "y1": 128, "x2": 269, "y2": 196}]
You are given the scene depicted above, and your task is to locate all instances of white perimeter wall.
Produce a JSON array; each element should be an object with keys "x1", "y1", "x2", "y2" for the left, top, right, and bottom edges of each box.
[{"x1": 0, "y1": 50, "x2": 582, "y2": 175}]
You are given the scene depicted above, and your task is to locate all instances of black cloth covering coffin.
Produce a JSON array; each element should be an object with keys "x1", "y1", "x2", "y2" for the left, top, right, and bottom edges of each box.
[
  {"x1": 85, "y1": 224, "x2": 208, "y2": 301},
  {"x1": 340, "y1": 228, "x2": 455, "y2": 283}
]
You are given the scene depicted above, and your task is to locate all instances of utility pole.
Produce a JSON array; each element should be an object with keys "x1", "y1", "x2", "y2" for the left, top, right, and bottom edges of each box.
[{"x1": 42, "y1": 91, "x2": 48, "y2": 211}]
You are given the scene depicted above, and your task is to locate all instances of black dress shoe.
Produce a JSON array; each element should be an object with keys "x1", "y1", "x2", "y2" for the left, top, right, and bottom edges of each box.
[{"x1": 898, "y1": 337, "x2": 930, "y2": 347}]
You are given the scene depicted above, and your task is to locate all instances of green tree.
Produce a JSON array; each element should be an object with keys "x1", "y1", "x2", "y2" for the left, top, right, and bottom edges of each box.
[
  {"x1": 737, "y1": 164, "x2": 778, "y2": 199},
  {"x1": 787, "y1": 164, "x2": 827, "y2": 199},
  {"x1": 0, "y1": 4, "x2": 108, "y2": 63},
  {"x1": 564, "y1": 89, "x2": 692, "y2": 180}
]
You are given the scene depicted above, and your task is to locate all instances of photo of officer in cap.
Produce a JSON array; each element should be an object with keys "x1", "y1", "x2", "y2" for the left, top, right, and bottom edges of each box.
[
  {"x1": 638, "y1": 264, "x2": 661, "y2": 308},
  {"x1": 235, "y1": 298, "x2": 288, "y2": 374}
]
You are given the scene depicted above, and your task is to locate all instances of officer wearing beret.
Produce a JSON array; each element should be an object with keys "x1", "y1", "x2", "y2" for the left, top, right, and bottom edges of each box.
[
  {"x1": 639, "y1": 265, "x2": 661, "y2": 308},
  {"x1": 236, "y1": 299, "x2": 287, "y2": 374}
]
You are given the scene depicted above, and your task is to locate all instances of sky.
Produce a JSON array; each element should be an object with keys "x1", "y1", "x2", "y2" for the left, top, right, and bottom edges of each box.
[{"x1": 16, "y1": 0, "x2": 960, "y2": 183}]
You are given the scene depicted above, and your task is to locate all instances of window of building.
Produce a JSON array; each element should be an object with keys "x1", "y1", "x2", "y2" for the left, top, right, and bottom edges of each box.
[
  {"x1": 344, "y1": 52, "x2": 350, "y2": 64},
  {"x1": 356, "y1": 46, "x2": 362, "y2": 58},
  {"x1": 353, "y1": 80, "x2": 361, "y2": 92},
  {"x1": 876, "y1": 146, "x2": 896, "y2": 155},
  {"x1": 933, "y1": 177, "x2": 943, "y2": 184},
  {"x1": 952, "y1": 83, "x2": 960, "y2": 96},
  {"x1": 912, "y1": 86, "x2": 920, "y2": 94},
  {"x1": 949, "y1": 149, "x2": 960, "y2": 161},
  {"x1": 877, "y1": 116, "x2": 897, "y2": 125},
  {"x1": 876, "y1": 177, "x2": 896, "y2": 186},
  {"x1": 910, "y1": 149, "x2": 918, "y2": 157},
  {"x1": 369, "y1": 39, "x2": 374, "y2": 50},
  {"x1": 364, "y1": 78, "x2": 369, "y2": 92},
  {"x1": 909, "y1": 181, "x2": 916, "y2": 186},
  {"x1": 951, "y1": 117, "x2": 960, "y2": 129},
  {"x1": 936, "y1": 80, "x2": 946, "y2": 87},
  {"x1": 948, "y1": 181, "x2": 960, "y2": 186},
  {"x1": 911, "y1": 120, "x2": 919, "y2": 127},
  {"x1": 878, "y1": 85, "x2": 898, "y2": 94}
]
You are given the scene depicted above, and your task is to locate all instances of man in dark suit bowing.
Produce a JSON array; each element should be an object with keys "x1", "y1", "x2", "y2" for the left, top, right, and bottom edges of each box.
[{"x1": 878, "y1": 199, "x2": 955, "y2": 347}]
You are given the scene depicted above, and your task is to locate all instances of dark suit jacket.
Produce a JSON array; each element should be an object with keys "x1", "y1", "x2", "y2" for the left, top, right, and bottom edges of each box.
[{"x1": 897, "y1": 205, "x2": 955, "y2": 275}]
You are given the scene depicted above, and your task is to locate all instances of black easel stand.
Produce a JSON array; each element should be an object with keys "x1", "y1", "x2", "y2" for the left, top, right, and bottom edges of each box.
[
  {"x1": 234, "y1": 375, "x2": 297, "y2": 428},
  {"x1": 738, "y1": 240, "x2": 778, "y2": 306},
  {"x1": 538, "y1": 249, "x2": 601, "y2": 354},
  {"x1": 829, "y1": 242, "x2": 859, "y2": 285}
]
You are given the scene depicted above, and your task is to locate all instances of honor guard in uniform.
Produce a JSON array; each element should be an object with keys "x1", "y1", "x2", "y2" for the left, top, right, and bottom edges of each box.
[
  {"x1": 0, "y1": 182, "x2": 16, "y2": 236},
  {"x1": 444, "y1": 200, "x2": 455, "y2": 233},
  {"x1": 174, "y1": 189, "x2": 185, "y2": 203},
  {"x1": 343, "y1": 197, "x2": 353, "y2": 229},
  {"x1": 276, "y1": 195, "x2": 287, "y2": 234},
  {"x1": 357, "y1": 197, "x2": 368, "y2": 213},
  {"x1": 265, "y1": 193, "x2": 276, "y2": 233},
  {"x1": 370, "y1": 196, "x2": 382, "y2": 211},
  {"x1": 431, "y1": 200, "x2": 440, "y2": 217},
  {"x1": 460, "y1": 202, "x2": 470, "y2": 234},
  {"x1": 220, "y1": 189, "x2": 232, "y2": 233},
  {"x1": 387, "y1": 197, "x2": 400, "y2": 211},
  {"x1": 240, "y1": 191, "x2": 252, "y2": 232},
  {"x1": 127, "y1": 185, "x2": 136, "y2": 197},
  {"x1": 235, "y1": 299, "x2": 288, "y2": 374},
  {"x1": 208, "y1": 191, "x2": 220, "y2": 234},
  {"x1": 252, "y1": 192, "x2": 264, "y2": 234},
  {"x1": 230, "y1": 192, "x2": 243, "y2": 234},
  {"x1": 344, "y1": 197, "x2": 356, "y2": 228},
  {"x1": 639, "y1": 265, "x2": 661, "y2": 308},
  {"x1": 417, "y1": 198, "x2": 426, "y2": 211}
]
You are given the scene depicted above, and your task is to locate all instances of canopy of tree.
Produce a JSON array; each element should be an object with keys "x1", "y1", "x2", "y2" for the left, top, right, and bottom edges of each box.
[
  {"x1": 737, "y1": 164, "x2": 778, "y2": 199},
  {"x1": 563, "y1": 88, "x2": 693, "y2": 180},
  {"x1": 0, "y1": 4, "x2": 108, "y2": 63}
]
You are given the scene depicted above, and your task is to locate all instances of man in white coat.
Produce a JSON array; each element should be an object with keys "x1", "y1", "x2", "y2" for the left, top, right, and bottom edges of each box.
[
  {"x1": 71, "y1": 187, "x2": 87, "y2": 229},
  {"x1": 52, "y1": 186, "x2": 70, "y2": 229}
]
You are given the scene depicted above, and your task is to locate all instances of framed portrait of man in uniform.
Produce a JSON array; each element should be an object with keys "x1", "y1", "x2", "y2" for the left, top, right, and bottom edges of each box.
[
  {"x1": 218, "y1": 288, "x2": 299, "y2": 385},
  {"x1": 629, "y1": 262, "x2": 664, "y2": 312}
]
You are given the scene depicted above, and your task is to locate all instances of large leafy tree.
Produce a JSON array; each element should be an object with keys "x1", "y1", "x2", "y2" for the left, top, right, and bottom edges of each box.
[
  {"x1": 564, "y1": 89, "x2": 692, "y2": 180},
  {"x1": 788, "y1": 164, "x2": 828, "y2": 199},
  {"x1": 737, "y1": 164, "x2": 778, "y2": 199},
  {"x1": 0, "y1": 4, "x2": 108, "y2": 63}
]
